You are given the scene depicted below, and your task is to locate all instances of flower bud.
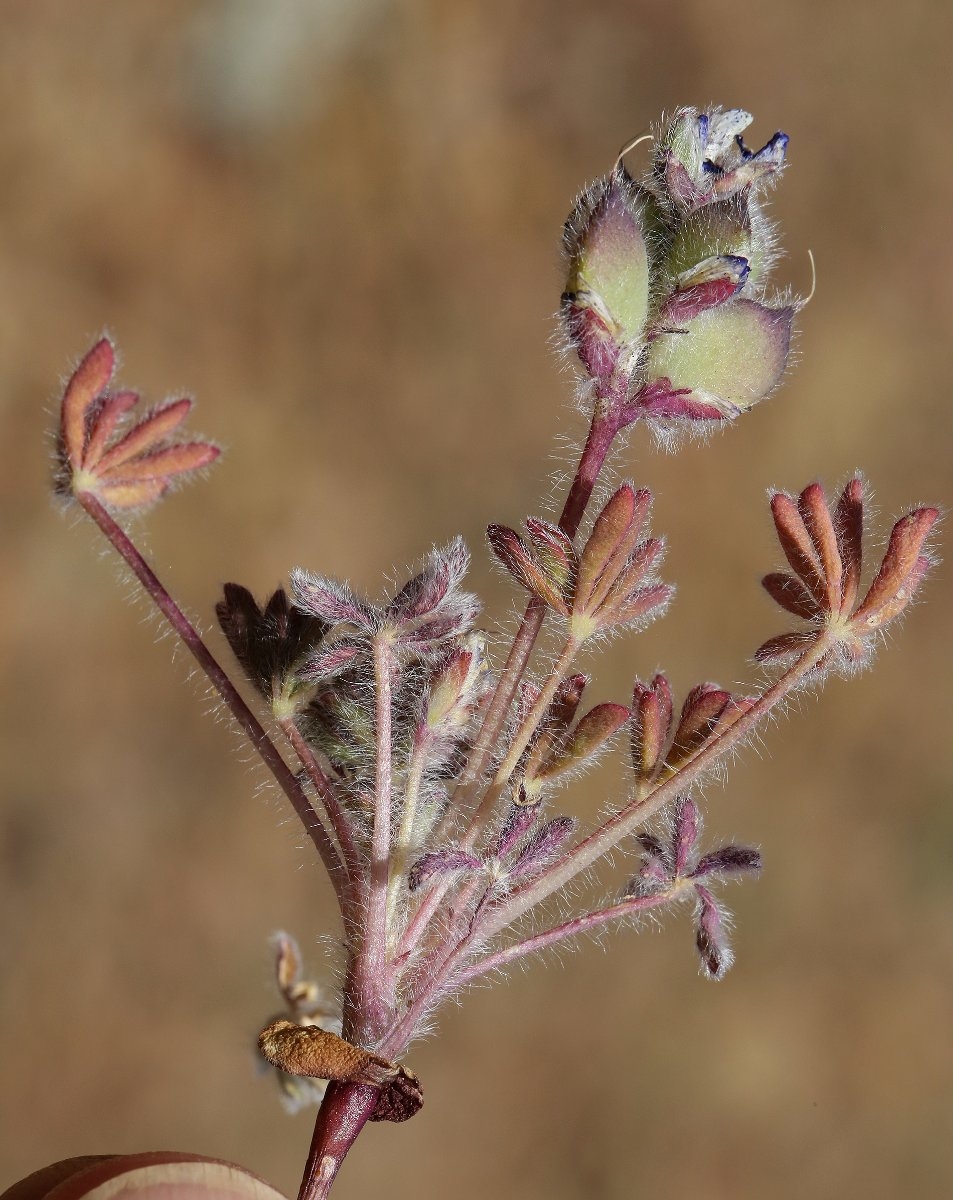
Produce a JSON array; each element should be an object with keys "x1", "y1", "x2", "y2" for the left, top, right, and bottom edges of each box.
[
  {"x1": 694, "y1": 885, "x2": 733, "y2": 980},
  {"x1": 562, "y1": 169, "x2": 651, "y2": 384},
  {"x1": 666, "y1": 196, "x2": 753, "y2": 278},
  {"x1": 662, "y1": 254, "x2": 750, "y2": 324},
  {"x1": 645, "y1": 297, "x2": 794, "y2": 419},
  {"x1": 630, "y1": 673, "x2": 674, "y2": 784},
  {"x1": 508, "y1": 815, "x2": 577, "y2": 881},
  {"x1": 426, "y1": 638, "x2": 484, "y2": 729}
]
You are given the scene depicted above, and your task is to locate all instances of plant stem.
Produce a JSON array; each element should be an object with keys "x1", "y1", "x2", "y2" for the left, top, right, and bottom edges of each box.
[
  {"x1": 450, "y1": 634, "x2": 581, "y2": 870},
  {"x1": 479, "y1": 637, "x2": 832, "y2": 940},
  {"x1": 302, "y1": 402, "x2": 633, "y2": 1181},
  {"x1": 369, "y1": 635, "x2": 395, "y2": 946},
  {"x1": 387, "y1": 639, "x2": 831, "y2": 1052},
  {"x1": 78, "y1": 493, "x2": 348, "y2": 908},
  {"x1": 385, "y1": 733, "x2": 429, "y2": 944},
  {"x1": 489, "y1": 635, "x2": 582, "y2": 791},
  {"x1": 397, "y1": 408, "x2": 621, "y2": 962},
  {"x1": 296, "y1": 1082, "x2": 380, "y2": 1200},
  {"x1": 280, "y1": 717, "x2": 362, "y2": 910},
  {"x1": 453, "y1": 891, "x2": 672, "y2": 985},
  {"x1": 454, "y1": 405, "x2": 618, "y2": 804},
  {"x1": 560, "y1": 401, "x2": 622, "y2": 540},
  {"x1": 347, "y1": 633, "x2": 397, "y2": 1041}
]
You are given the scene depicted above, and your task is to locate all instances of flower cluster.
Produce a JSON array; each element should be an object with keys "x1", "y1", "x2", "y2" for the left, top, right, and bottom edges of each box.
[{"x1": 562, "y1": 106, "x2": 794, "y2": 427}]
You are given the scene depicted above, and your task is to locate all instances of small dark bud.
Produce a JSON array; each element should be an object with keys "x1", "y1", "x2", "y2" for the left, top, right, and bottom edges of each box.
[
  {"x1": 694, "y1": 885, "x2": 733, "y2": 980},
  {"x1": 691, "y1": 845, "x2": 762, "y2": 880},
  {"x1": 291, "y1": 570, "x2": 375, "y2": 629},
  {"x1": 630, "y1": 673, "x2": 674, "y2": 783},
  {"x1": 667, "y1": 684, "x2": 733, "y2": 769},
  {"x1": 493, "y1": 803, "x2": 540, "y2": 859},
  {"x1": 216, "y1": 583, "x2": 327, "y2": 702},
  {"x1": 407, "y1": 849, "x2": 484, "y2": 892},
  {"x1": 509, "y1": 816, "x2": 577, "y2": 881}
]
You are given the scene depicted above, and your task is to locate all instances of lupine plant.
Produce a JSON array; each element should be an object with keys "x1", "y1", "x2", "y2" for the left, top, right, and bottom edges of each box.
[{"x1": 48, "y1": 107, "x2": 938, "y2": 1200}]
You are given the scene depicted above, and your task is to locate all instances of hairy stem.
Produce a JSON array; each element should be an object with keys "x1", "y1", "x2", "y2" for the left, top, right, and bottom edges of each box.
[
  {"x1": 347, "y1": 633, "x2": 397, "y2": 1041},
  {"x1": 385, "y1": 732, "x2": 429, "y2": 945},
  {"x1": 280, "y1": 717, "x2": 362, "y2": 912},
  {"x1": 369, "y1": 636, "x2": 395, "y2": 942},
  {"x1": 398, "y1": 408, "x2": 621, "y2": 963},
  {"x1": 77, "y1": 493, "x2": 348, "y2": 908},
  {"x1": 490, "y1": 635, "x2": 582, "y2": 790},
  {"x1": 479, "y1": 637, "x2": 832, "y2": 940},
  {"x1": 454, "y1": 405, "x2": 618, "y2": 801},
  {"x1": 296, "y1": 1082, "x2": 380, "y2": 1200},
  {"x1": 394, "y1": 633, "x2": 581, "y2": 967},
  {"x1": 453, "y1": 891, "x2": 673, "y2": 986},
  {"x1": 388, "y1": 639, "x2": 830, "y2": 1050},
  {"x1": 454, "y1": 633, "x2": 582, "y2": 865},
  {"x1": 560, "y1": 401, "x2": 623, "y2": 539},
  {"x1": 388, "y1": 892, "x2": 672, "y2": 1055}
]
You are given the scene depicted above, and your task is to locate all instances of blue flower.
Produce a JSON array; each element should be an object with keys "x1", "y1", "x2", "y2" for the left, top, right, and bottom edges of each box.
[{"x1": 659, "y1": 107, "x2": 788, "y2": 210}]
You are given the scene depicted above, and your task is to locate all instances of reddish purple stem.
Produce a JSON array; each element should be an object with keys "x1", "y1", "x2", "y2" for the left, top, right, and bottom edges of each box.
[
  {"x1": 296, "y1": 1082, "x2": 380, "y2": 1200},
  {"x1": 77, "y1": 492, "x2": 348, "y2": 907},
  {"x1": 400, "y1": 403, "x2": 626, "y2": 960}
]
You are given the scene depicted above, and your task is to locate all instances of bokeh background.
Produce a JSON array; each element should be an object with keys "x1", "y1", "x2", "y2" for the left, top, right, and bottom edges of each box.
[{"x1": 1, "y1": 2, "x2": 951, "y2": 1197}]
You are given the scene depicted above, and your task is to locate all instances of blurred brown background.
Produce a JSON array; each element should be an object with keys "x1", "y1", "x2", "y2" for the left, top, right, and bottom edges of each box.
[{"x1": 1, "y1": 2, "x2": 951, "y2": 1197}]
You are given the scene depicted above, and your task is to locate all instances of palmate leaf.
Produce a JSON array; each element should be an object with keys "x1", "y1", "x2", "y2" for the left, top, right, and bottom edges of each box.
[{"x1": 57, "y1": 338, "x2": 219, "y2": 510}]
